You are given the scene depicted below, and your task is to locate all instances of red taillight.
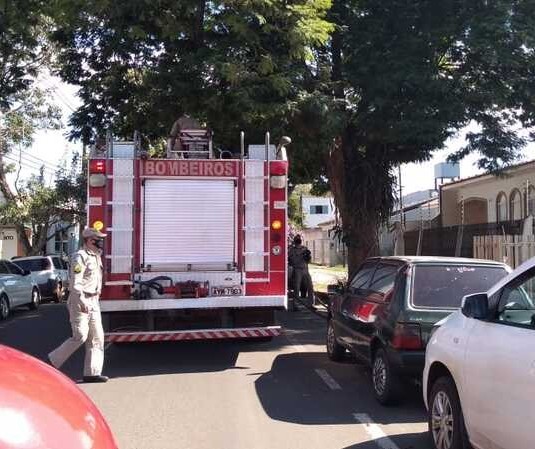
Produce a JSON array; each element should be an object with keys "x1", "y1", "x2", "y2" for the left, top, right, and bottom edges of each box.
[
  {"x1": 391, "y1": 323, "x2": 422, "y2": 350},
  {"x1": 270, "y1": 161, "x2": 287, "y2": 176},
  {"x1": 90, "y1": 159, "x2": 106, "y2": 174}
]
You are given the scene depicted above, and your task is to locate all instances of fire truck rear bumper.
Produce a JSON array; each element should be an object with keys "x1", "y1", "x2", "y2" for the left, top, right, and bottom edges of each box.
[
  {"x1": 105, "y1": 326, "x2": 281, "y2": 342},
  {"x1": 100, "y1": 295, "x2": 287, "y2": 312}
]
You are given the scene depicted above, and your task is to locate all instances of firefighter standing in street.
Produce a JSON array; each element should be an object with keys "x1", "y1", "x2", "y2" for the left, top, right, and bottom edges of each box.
[
  {"x1": 48, "y1": 228, "x2": 108, "y2": 383},
  {"x1": 288, "y1": 235, "x2": 314, "y2": 310}
]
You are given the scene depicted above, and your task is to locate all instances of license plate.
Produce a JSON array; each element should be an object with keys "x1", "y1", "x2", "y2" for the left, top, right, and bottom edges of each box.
[{"x1": 211, "y1": 286, "x2": 242, "y2": 296}]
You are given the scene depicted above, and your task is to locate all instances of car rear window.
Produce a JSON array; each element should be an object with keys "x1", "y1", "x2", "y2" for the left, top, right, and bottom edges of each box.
[
  {"x1": 52, "y1": 257, "x2": 66, "y2": 269},
  {"x1": 369, "y1": 263, "x2": 401, "y2": 294},
  {"x1": 412, "y1": 264, "x2": 508, "y2": 308},
  {"x1": 350, "y1": 261, "x2": 377, "y2": 290},
  {"x1": 13, "y1": 258, "x2": 50, "y2": 272}
]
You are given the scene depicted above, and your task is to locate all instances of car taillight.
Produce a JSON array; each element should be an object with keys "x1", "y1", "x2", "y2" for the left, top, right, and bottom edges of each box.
[{"x1": 391, "y1": 323, "x2": 422, "y2": 350}]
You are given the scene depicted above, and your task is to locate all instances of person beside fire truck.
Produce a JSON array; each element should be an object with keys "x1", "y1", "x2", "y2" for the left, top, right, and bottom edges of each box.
[
  {"x1": 288, "y1": 235, "x2": 314, "y2": 310},
  {"x1": 48, "y1": 228, "x2": 108, "y2": 383}
]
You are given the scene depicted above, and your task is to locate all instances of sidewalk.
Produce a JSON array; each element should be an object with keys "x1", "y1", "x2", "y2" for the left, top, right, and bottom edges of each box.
[
  {"x1": 308, "y1": 264, "x2": 348, "y2": 293},
  {"x1": 295, "y1": 264, "x2": 348, "y2": 317}
]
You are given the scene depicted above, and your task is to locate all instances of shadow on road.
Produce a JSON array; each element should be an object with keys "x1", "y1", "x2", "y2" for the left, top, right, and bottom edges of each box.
[
  {"x1": 342, "y1": 432, "x2": 430, "y2": 449},
  {"x1": 1, "y1": 304, "x2": 330, "y2": 381},
  {"x1": 255, "y1": 351, "x2": 426, "y2": 427}
]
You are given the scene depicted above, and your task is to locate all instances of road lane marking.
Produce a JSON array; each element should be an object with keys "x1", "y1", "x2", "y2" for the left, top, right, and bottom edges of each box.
[
  {"x1": 353, "y1": 413, "x2": 401, "y2": 449},
  {"x1": 315, "y1": 368, "x2": 342, "y2": 390}
]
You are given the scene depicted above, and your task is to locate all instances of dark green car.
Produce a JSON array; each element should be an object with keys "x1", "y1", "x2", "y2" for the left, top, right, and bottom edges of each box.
[{"x1": 326, "y1": 256, "x2": 509, "y2": 405}]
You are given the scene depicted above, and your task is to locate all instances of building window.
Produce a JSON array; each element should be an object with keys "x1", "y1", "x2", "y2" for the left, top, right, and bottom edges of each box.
[
  {"x1": 309, "y1": 205, "x2": 329, "y2": 214},
  {"x1": 510, "y1": 189, "x2": 522, "y2": 221},
  {"x1": 496, "y1": 192, "x2": 507, "y2": 222},
  {"x1": 54, "y1": 230, "x2": 70, "y2": 255},
  {"x1": 528, "y1": 186, "x2": 535, "y2": 217}
]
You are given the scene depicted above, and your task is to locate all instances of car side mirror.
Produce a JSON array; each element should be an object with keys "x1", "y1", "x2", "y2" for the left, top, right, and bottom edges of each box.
[{"x1": 461, "y1": 293, "x2": 489, "y2": 320}]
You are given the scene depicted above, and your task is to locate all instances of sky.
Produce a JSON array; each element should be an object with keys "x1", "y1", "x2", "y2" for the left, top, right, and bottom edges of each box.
[
  {"x1": 401, "y1": 128, "x2": 535, "y2": 195},
  {"x1": 7, "y1": 76, "x2": 82, "y2": 187},
  {"x1": 16, "y1": 76, "x2": 535, "y2": 195}
]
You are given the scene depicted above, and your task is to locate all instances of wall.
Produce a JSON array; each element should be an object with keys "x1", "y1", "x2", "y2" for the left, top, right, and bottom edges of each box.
[
  {"x1": 0, "y1": 227, "x2": 20, "y2": 259},
  {"x1": 301, "y1": 196, "x2": 335, "y2": 228},
  {"x1": 441, "y1": 161, "x2": 535, "y2": 226},
  {"x1": 301, "y1": 227, "x2": 346, "y2": 266}
]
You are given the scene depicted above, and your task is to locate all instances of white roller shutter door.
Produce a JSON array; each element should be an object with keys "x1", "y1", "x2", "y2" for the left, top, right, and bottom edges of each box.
[{"x1": 143, "y1": 179, "x2": 236, "y2": 268}]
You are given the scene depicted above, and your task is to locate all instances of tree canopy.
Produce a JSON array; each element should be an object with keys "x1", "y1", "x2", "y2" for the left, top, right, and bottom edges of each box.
[
  {"x1": 285, "y1": 0, "x2": 535, "y2": 272},
  {"x1": 47, "y1": 0, "x2": 535, "y2": 272},
  {"x1": 51, "y1": 0, "x2": 333, "y2": 147}
]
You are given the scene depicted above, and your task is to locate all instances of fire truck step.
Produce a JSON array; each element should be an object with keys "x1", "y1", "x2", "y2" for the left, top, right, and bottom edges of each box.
[{"x1": 105, "y1": 326, "x2": 281, "y2": 343}]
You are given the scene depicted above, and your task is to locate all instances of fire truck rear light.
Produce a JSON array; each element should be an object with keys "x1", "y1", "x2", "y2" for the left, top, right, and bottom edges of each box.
[
  {"x1": 270, "y1": 162, "x2": 287, "y2": 176},
  {"x1": 89, "y1": 174, "x2": 106, "y2": 187},
  {"x1": 270, "y1": 175, "x2": 286, "y2": 189},
  {"x1": 271, "y1": 220, "x2": 282, "y2": 230},
  {"x1": 89, "y1": 159, "x2": 106, "y2": 174},
  {"x1": 92, "y1": 221, "x2": 104, "y2": 231}
]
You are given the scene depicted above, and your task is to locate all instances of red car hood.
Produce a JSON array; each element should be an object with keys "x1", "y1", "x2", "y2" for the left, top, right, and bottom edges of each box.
[{"x1": 0, "y1": 345, "x2": 117, "y2": 449}]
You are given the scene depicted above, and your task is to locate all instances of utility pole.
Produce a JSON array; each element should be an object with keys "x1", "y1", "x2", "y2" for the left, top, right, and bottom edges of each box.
[
  {"x1": 398, "y1": 165, "x2": 404, "y2": 227},
  {"x1": 526, "y1": 179, "x2": 530, "y2": 217}
]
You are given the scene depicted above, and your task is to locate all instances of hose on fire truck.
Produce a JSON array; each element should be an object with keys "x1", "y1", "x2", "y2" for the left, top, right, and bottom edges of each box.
[{"x1": 133, "y1": 276, "x2": 174, "y2": 300}]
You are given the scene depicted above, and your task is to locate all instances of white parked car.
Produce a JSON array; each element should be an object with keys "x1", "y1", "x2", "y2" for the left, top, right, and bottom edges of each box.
[
  {"x1": 423, "y1": 257, "x2": 535, "y2": 449},
  {"x1": 12, "y1": 255, "x2": 69, "y2": 302}
]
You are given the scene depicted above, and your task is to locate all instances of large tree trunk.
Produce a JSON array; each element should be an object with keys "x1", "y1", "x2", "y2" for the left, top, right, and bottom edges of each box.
[{"x1": 328, "y1": 126, "x2": 394, "y2": 278}]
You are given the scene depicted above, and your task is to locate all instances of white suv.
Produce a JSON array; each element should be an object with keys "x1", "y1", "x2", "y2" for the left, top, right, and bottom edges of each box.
[{"x1": 423, "y1": 258, "x2": 535, "y2": 449}]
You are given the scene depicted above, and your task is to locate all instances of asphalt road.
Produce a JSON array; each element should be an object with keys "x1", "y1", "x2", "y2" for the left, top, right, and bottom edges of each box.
[{"x1": 0, "y1": 303, "x2": 430, "y2": 449}]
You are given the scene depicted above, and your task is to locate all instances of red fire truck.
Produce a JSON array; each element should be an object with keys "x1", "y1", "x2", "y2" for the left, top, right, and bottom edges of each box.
[{"x1": 87, "y1": 128, "x2": 289, "y2": 342}]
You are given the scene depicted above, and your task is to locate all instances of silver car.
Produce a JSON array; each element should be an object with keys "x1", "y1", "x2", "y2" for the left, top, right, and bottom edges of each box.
[
  {"x1": 0, "y1": 259, "x2": 40, "y2": 320},
  {"x1": 12, "y1": 256, "x2": 69, "y2": 303}
]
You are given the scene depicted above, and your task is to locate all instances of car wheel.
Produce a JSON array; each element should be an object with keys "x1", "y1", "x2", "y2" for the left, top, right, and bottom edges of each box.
[
  {"x1": 29, "y1": 288, "x2": 40, "y2": 310},
  {"x1": 372, "y1": 347, "x2": 401, "y2": 405},
  {"x1": 326, "y1": 319, "x2": 346, "y2": 361},
  {"x1": 53, "y1": 281, "x2": 63, "y2": 303},
  {"x1": 0, "y1": 295, "x2": 9, "y2": 320},
  {"x1": 429, "y1": 376, "x2": 471, "y2": 449}
]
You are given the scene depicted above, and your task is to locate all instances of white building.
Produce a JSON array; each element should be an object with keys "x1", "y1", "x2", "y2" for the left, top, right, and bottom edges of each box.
[
  {"x1": 45, "y1": 222, "x2": 80, "y2": 257},
  {"x1": 301, "y1": 195, "x2": 335, "y2": 228}
]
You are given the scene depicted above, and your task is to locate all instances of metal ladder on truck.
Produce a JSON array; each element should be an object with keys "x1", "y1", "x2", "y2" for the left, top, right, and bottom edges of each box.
[
  {"x1": 169, "y1": 129, "x2": 213, "y2": 159},
  {"x1": 241, "y1": 132, "x2": 272, "y2": 283},
  {"x1": 103, "y1": 131, "x2": 136, "y2": 285}
]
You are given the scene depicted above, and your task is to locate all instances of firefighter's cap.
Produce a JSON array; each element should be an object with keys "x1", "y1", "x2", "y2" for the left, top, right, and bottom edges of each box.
[{"x1": 82, "y1": 227, "x2": 107, "y2": 239}]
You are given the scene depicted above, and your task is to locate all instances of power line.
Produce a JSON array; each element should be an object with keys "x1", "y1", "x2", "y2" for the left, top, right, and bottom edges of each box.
[
  {"x1": 39, "y1": 79, "x2": 78, "y2": 113},
  {"x1": 3, "y1": 154, "x2": 56, "y2": 176},
  {"x1": 17, "y1": 150, "x2": 58, "y2": 171},
  {"x1": 4, "y1": 152, "x2": 57, "y2": 172}
]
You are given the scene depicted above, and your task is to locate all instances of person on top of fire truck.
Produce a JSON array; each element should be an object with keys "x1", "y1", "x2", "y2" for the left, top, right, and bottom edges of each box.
[
  {"x1": 288, "y1": 235, "x2": 314, "y2": 310},
  {"x1": 48, "y1": 228, "x2": 108, "y2": 383}
]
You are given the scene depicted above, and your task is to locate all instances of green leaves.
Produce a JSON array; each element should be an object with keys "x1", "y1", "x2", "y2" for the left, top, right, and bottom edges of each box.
[
  {"x1": 0, "y1": 0, "x2": 52, "y2": 110},
  {"x1": 48, "y1": 0, "x2": 333, "y2": 147}
]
